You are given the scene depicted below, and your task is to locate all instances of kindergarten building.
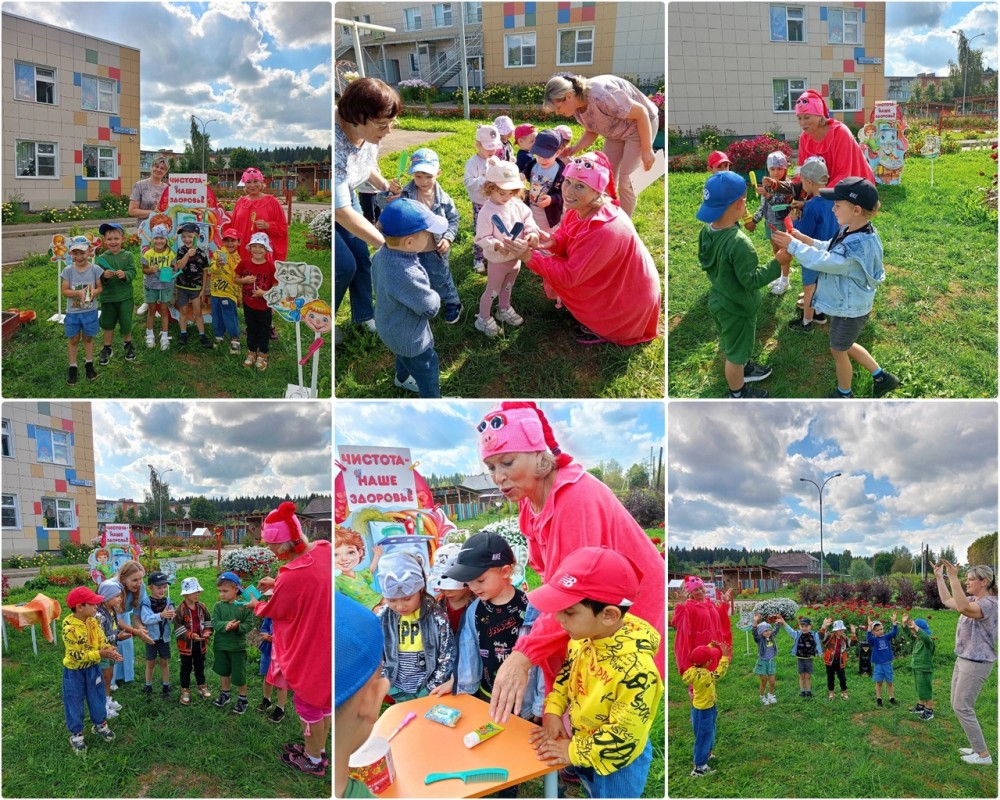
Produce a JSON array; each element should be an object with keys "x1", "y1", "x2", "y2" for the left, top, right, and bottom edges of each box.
[
  {"x1": 1, "y1": 402, "x2": 97, "y2": 557},
  {"x1": 1, "y1": 12, "x2": 141, "y2": 210},
  {"x1": 668, "y1": 2, "x2": 887, "y2": 138}
]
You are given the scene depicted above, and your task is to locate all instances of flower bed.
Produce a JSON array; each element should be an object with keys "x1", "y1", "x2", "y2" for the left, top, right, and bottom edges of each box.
[{"x1": 219, "y1": 546, "x2": 277, "y2": 582}]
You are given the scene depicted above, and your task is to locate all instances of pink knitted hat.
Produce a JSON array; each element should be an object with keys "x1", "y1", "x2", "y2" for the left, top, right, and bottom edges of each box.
[
  {"x1": 477, "y1": 402, "x2": 572, "y2": 467},
  {"x1": 795, "y1": 89, "x2": 830, "y2": 118},
  {"x1": 683, "y1": 575, "x2": 706, "y2": 592},
  {"x1": 262, "y1": 501, "x2": 302, "y2": 544},
  {"x1": 564, "y1": 155, "x2": 610, "y2": 194},
  {"x1": 241, "y1": 167, "x2": 265, "y2": 183}
]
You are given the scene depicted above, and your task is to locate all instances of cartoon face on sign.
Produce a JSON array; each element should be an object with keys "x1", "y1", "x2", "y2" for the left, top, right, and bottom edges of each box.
[
  {"x1": 301, "y1": 299, "x2": 332, "y2": 334},
  {"x1": 264, "y1": 261, "x2": 324, "y2": 323}
]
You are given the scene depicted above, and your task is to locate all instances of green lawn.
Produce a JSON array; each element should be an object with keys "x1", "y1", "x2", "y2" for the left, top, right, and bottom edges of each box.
[
  {"x1": 1, "y1": 226, "x2": 332, "y2": 398},
  {"x1": 0, "y1": 566, "x2": 329, "y2": 797},
  {"x1": 667, "y1": 151, "x2": 998, "y2": 397},
  {"x1": 335, "y1": 115, "x2": 665, "y2": 398},
  {"x1": 667, "y1": 607, "x2": 998, "y2": 797}
]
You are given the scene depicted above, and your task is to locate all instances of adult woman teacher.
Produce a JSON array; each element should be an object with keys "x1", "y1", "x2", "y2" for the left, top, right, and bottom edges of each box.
[
  {"x1": 543, "y1": 73, "x2": 658, "y2": 216},
  {"x1": 794, "y1": 89, "x2": 875, "y2": 185},
  {"x1": 671, "y1": 577, "x2": 734, "y2": 678},
  {"x1": 934, "y1": 561, "x2": 997, "y2": 765},
  {"x1": 108, "y1": 560, "x2": 155, "y2": 687},
  {"x1": 505, "y1": 154, "x2": 660, "y2": 346},
  {"x1": 334, "y1": 77, "x2": 401, "y2": 342},
  {"x1": 230, "y1": 167, "x2": 288, "y2": 263},
  {"x1": 128, "y1": 154, "x2": 169, "y2": 221},
  {"x1": 479, "y1": 402, "x2": 665, "y2": 724},
  {"x1": 254, "y1": 502, "x2": 331, "y2": 777}
]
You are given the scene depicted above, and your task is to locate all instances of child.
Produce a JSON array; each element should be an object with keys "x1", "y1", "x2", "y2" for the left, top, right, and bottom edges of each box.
[
  {"x1": 682, "y1": 642, "x2": 729, "y2": 778},
  {"x1": 235, "y1": 232, "x2": 278, "y2": 371},
  {"x1": 62, "y1": 586, "x2": 120, "y2": 753},
  {"x1": 371, "y1": 198, "x2": 448, "y2": 397},
  {"x1": 257, "y1": 615, "x2": 289, "y2": 723},
  {"x1": 514, "y1": 123, "x2": 537, "y2": 182},
  {"x1": 141, "y1": 224, "x2": 176, "y2": 351},
  {"x1": 210, "y1": 227, "x2": 243, "y2": 353},
  {"x1": 494, "y1": 115, "x2": 516, "y2": 162},
  {"x1": 174, "y1": 577, "x2": 213, "y2": 705},
  {"x1": 751, "y1": 614, "x2": 781, "y2": 704},
  {"x1": 399, "y1": 148, "x2": 463, "y2": 324},
  {"x1": 428, "y1": 542, "x2": 473, "y2": 634},
  {"x1": 526, "y1": 547, "x2": 662, "y2": 798},
  {"x1": 696, "y1": 171, "x2": 782, "y2": 398},
  {"x1": 173, "y1": 222, "x2": 214, "y2": 349},
  {"x1": 95, "y1": 222, "x2": 137, "y2": 365},
  {"x1": 375, "y1": 550, "x2": 455, "y2": 701},
  {"x1": 707, "y1": 151, "x2": 730, "y2": 174},
  {"x1": 61, "y1": 235, "x2": 104, "y2": 385},
  {"x1": 527, "y1": 129, "x2": 566, "y2": 234},
  {"x1": 211, "y1": 571, "x2": 256, "y2": 714},
  {"x1": 474, "y1": 158, "x2": 539, "y2": 337},
  {"x1": 782, "y1": 616, "x2": 821, "y2": 697},
  {"x1": 553, "y1": 125, "x2": 574, "y2": 165},
  {"x1": 820, "y1": 618, "x2": 851, "y2": 700},
  {"x1": 335, "y1": 526, "x2": 383, "y2": 609},
  {"x1": 746, "y1": 151, "x2": 795, "y2": 295},
  {"x1": 140, "y1": 571, "x2": 175, "y2": 699},
  {"x1": 903, "y1": 614, "x2": 936, "y2": 720},
  {"x1": 771, "y1": 177, "x2": 901, "y2": 398},
  {"x1": 95, "y1": 581, "x2": 130, "y2": 719},
  {"x1": 867, "y1": 614, "x2": 899, "y2": 706},
  {"x1": 786, "y1": 156, "x2": 838, "y2": 331},
  {"x1": 464, "y1": 124, "x2": 502, "y2": 274}
]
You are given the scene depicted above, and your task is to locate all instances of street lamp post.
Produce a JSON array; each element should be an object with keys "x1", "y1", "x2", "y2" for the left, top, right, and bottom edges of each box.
[
  {"x1": 951, "y1": 30, "x2": 985, "y2": 115},
  {"x1": 148, "y1": 464, "x2": 174, "y2": 558},
  {"x1": 799, "y1": 473, "x2": 842, "y2": 588},
  {"x1": 190, "y1": 114, "x2": 218, "y2": 172}
]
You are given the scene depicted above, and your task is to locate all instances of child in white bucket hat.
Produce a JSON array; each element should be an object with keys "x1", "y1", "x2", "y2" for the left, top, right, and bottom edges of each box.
[{"x1": 174, "y1": 577, "x2": 213, "y2": 705}]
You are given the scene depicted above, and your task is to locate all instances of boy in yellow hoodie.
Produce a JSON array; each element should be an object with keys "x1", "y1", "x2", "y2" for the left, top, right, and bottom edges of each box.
[
  {"x1": 681, "y1": 641, "x2": 730, "y2": 777},
  {"x1": 527, "y1": 547, "x2": 662, "y2": 799}
]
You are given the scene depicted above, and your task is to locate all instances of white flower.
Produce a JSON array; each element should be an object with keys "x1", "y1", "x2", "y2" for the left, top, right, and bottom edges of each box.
[{"x1": 308, "y1": 210, "x2": 332, "y2": 247}]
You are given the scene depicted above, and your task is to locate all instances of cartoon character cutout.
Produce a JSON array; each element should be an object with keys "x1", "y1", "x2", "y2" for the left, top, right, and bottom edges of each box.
[
  {"x1": 301, "y1": 299, "x2": 332, "y2": 334},
  {"x1": 335, "y1": 525, "x2": 384, "y2": 611},
  {"x1": 858, "y1": 105, "x2": 909, "y2": 185},
  {"x1": 265, "y1": 261, "x2": 324, "y2": 323},
  {"x1": 91, "y1": 548, "x2": 113, "y2": 583}
]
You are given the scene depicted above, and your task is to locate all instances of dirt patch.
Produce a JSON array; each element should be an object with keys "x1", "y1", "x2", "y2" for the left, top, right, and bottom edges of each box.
[{"x1": 136, "y1": 765, "x2": 224, "y2": 798}]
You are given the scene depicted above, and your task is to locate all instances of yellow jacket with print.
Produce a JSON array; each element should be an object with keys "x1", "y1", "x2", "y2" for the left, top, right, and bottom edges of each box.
[
  {"x1": 62, "y1": 614, "x2": 109, "y2": 669},
  {"x1": 681, "y1": 655, "x2": 730, "y2": 710},
  {"x1": 544, "y1": 615, "x2": 663, "y2": 776}
]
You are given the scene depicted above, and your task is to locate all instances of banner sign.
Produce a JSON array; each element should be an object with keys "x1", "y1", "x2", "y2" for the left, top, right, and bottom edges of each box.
[
  {"x1": 338, "y1": 446, "x2": 418, "y2": 510},
  {"x1": 167, "y1": 174, "x2": 208, "y2": 207}
]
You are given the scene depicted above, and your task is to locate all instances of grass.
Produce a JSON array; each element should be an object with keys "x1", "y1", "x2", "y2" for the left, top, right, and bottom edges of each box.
[
  {"x1": 667, "y1": 151, "x2": 998, "y2": 397},
  {"x1": 667, "y1": 607, "x2": 998, "y2": 797},
  {"x1": 0, "y1": 567, "x2": 329, "y2": 797},
  {"x1": 335, "y1": 115, "x2": 665, "y2": 398},
  {"x1": 0, "y1": 225, "x2": 332, "y2": 398}
]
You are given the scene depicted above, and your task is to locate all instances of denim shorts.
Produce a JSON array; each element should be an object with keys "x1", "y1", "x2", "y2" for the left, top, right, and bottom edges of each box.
[
  {"x1": 753, "y1": 658, "x2": 777, "y2": 676},
  {"x1": 801, "y1": 267, "x2": 819, "y2": 287},
  {"x1": 829, "y1": 312, "x2": 870, "y2": 351},
  {"x1": 144, "y1": 286, "x2": 175, "y2": 304},
  {"x1": 873, "y1": 662, "x2": 895, "y2": 682},
  {"x1": 64, "y1": 309, "x2": 100, "y2": 338},
  {"x1": 175, "y1": 286, "x2": 202, "y2": 308}
]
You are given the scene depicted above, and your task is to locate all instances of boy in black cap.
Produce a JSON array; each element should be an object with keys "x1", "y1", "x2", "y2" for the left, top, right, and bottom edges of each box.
[
  {"x1": 95, "y1": 222, "x2": 137, "y2": 365},
  {"x1": 140, "y1": 571, "x2": 175, "y2": 699},
  {"x1": 174, "y1": 222, "x2": 214, "y2": 348},
  {"x1": 771, "y1": 177, "x2": 900, "y2": 398}
]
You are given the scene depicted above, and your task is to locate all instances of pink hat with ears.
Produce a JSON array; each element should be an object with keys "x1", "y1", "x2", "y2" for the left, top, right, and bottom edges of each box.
[
  {"x1": 241, "y1": 167, "x2": 265, "y2": 183},
  {"x1": 477, "y1": 402, "x2": 573, "y2": 467},
  {"x1": 795, "y1": 89, "x2": 831, "y2": 118},
  {"x1": 564, "y1": 154, "x2": 610, "y2": 194},
  {"x1": 683, "y1": 575, "x2": 706, "y2": 592}
]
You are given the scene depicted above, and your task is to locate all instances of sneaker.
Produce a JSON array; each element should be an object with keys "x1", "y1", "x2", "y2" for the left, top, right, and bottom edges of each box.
[
  {"x1": 257, "y1": 698, "x2": 273, "y2": 713},
  {"x1": 159, "y1": 333, "x2": 170, "y2": 351},
  {"x1": 769, "y1": 276, "x2": 790, "y2": 295},
  {"x1": 690, "y1": 766, "x2": 715, "y2": 777},
  {"x1": 229, "y1": 339, "x2": 240, "y2": 353},
  {"x1": 280, "y1": 751, "x2": 327, "y2": 778},
  {"x1": 67, "y1": 366, "x2": 78, "y2": 386},
  {"x1": 743, "y1": 361, "x2": 772, "y2": 382},
  {"x1": 829, "y1": 389, "x2": 854, "y2": 398},
  {"x1": 475, "y1": 315, "x2": 501, "y2": 337},
  {"x1": 889, "y1": 697, "x2": 897, "y2": 705},
  {"x1": 109, "y1": 682, "x2": 118, "y2": 691},
  {"x1": 91, "y1": 723, "x2": 115, "y2": 742},
  {"x1": 812, "y1": 312, "x2": 828, "y2": 324},
  {"x1": 233, "y1": 696, "x2": 249, "y2": 715},
  {"x1": 961, "y1": 753, "x2": 993, "y2": 765},
  {"x1": 921, "y1": 709, "x2": 934, "y2": 720},
  {"x1": 841, "y1": 692, "x2": 849, "y2": 701},
  {"x1": 85, "y1": 362, "x2": 97, "y2": 381},
  {"x1": 69, "y1": 734, "x2": 86, "y2": 753},
  {"x1": 876, "y1": 698, "x2": 883, "y2": 707},
  {"x1": 283, "y1": 742, "x2": 328, "y2": 765},
  {"x1": 255, "y1": 354, "x2": 269, "y2": 371},
  {"x1": 760, "y1": 695, "x2": 770, "y2": 705},
  {"x1": 444, "y1": 302, "x2": 463, "y2": 324},
  {"x1": 807, "y1": 691, "x2": 813, "y2": 697},
  {"x1": 559, "y1": 766, "x2": 581, "y2": 784},
  {"x1": 959, "y1": 748, "x2": 977, "y2": 756},
  {"x1": 145, "y1": 331, "x2": 155, "y2": 349},
  {"x1": 496, "y1": 306, "x2": 524, "y2": 326},
  {"x1": 137, "y1": 302, "x2": 149, "y2": 315},
  {"x1": 472, "y1": 258, "x2": 487, "y2": 275},
  {"x1": 178, "y1": 331, "x2": 188, "y2": 346},
  {"x1": 799, "y1": 690, "x2": 806, "y2": 697},
  {"x1": 872, "y1": 370, "x2": 900, "y2": 398},
  {"x1": 142, "y1": 684, "x2": 153, "y2": 701},
  {"x1": 909, "y1": 704, "x2": 926, "y2": 714},
  {"x1": 828, "y1": 693, "x2": 835, "y2": 700},
  {"x1": 124, "y1": 342, "x2": 136, "y2": 361},
  {"x1": 213, "y1": 692, "x2": 231, "y2": 708},
  {"x1": 200, "y1": 334, "x2": 214, "y2": 349},
  {"x1": 104, "y1": 705, "x2": 119, "y2": 719},
  {"x1": 180, "y1": 689, "x2": 191, "y2": 706},
  {"x1": 788, "y1": 315, "x2": 815, "y2": 333},
  {"x1": 731, "y1": 385, "x2": 769, "y2": 398},
  {"x1": 215, "y1": 336, "x2": 224, "y2": 344},
  {"x1": 767, "y1": 693, "x2": 777, "y2": 704},
  {"x1": 269, "y1": 705, "x2": 285, "y2": 724},
  {"x1": 162, "y1": 684, "x2": 171, "y2": 697},
  {"x1": 574, "y1": 325, "x2": 608, "y2": 346},
  {"x1": 107, "y1": 698, "x2": 122, "y2": 711},
  {"x1": 394, "y1": 375, "x2": 420, "y2": 393},
  {"x1": 360, "y1": 319, "x2": 377, "y2": 333}
]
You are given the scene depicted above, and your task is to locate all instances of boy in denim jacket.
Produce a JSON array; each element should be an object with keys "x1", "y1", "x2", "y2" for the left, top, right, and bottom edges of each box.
[{"x1": 771, "y1": 177, "x2": 900, "y2": 398}]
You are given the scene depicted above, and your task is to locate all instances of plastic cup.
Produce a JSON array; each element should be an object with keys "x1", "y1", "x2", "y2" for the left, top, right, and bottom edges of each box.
[{"x1": 348, "y1": 735, "x2": 396, "y2": 794}]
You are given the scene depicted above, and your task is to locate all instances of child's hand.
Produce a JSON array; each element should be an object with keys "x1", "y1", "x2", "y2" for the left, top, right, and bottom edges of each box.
[
  {"x1": 137, "y1": 629, "x2": 154, "y2": 645},
  {"x1": 770, "y1": 230, "x2": 793, "y2": 249},
  {"x1": 226, "y1": 620, "x2": 239, "y2": 631},
  {"x1": 386, "y1": 178, "x2": 402, "y2": 195},
  {"x1": 901, "y1": 613, "x2": 909, "y2": 625},
  {"x1": 850, "y1": 624, "x2": 857, "y2": 633},
  {"x1": 525, "y1": 232, "x2": 540, "y2": 249},
  {"x1": 753, "y1": 613, "x2": 761, "y2": 623},
  {"x1": 260, "y1": 633, "x2": 272, "y2": 642},
  {"x1": 707, "y1": 640, "x2": 721, "y2": 650},
  {"x1": 535, "y1": 737, "x2": 571, "y2": 766},
  {"x1": 762, "y1": 177, "x2": 778, "y2": 190},
  {"x1": 116, "y1": 270, "x2": 126, "y2": 279},
  {"x1": 891, "y1": 612, "x2": 898, "y2": 624},
  {"x1": 744, "y1": 220, "x2": 756, "y2": 233},
  {"x1": 429, "y1": 677, "x2": 454, "y2": 697},
  {"x1": 436, "y1": 239, "x2": 451, "y2": 254},
  {"x1": 161, "y1": 609, "x2": 176, "y2": 620},
  {"x1": 776, "y1": 248, "x2": 792, "y2": 267},
  {"x1": 774, "y1": 615, "x2": 785, "y2": 625},
  {"x1": 118, "y1": 631, "x2": 132, "y2": 641},
  {"x1": 536, "y1": 194, "x2": 552, "y2": 208},
  {"x1": 494, "y1": 240, "x2": 511, "y2": 257},
  {"x1": 536, "y1": 230, "x2": 554, "y2": 247},
  {"x1": 541, "y1": 712, "x2": 565, "y2": 741}
]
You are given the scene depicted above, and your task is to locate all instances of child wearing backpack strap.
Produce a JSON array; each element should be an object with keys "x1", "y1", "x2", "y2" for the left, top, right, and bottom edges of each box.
[
  {"x1": 820, "y1": 618, "x2": 851, "y2": 700},
  {"x1": 782, "y1": 616, "x2": 821, "y2": 698}
]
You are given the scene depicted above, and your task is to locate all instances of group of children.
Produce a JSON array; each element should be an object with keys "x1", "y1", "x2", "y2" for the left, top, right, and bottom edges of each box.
[
  {"x1": 338, "y1": 532, "x2": 663, "y2": 798},
  {"x1": 61, "y1": 570, "x2": 285, "y2": 753},
  {"x1": 682, "y1": 611, "x2": 936, "y2": 777},
  {"x1": 697, "y1": 150, "x2": 901, "y2": 398},
  {"x1": 60, "y1": 221, "x2": 279, "y2": 385}
]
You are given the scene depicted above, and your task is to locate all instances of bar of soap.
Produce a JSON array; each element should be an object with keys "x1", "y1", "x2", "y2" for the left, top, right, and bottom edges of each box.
[{"x1": 424, "y1": 704, "x2": 462, "y2": 727}]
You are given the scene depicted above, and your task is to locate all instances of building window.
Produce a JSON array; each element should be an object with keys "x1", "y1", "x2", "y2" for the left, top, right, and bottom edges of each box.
[
  {"x1": 1, "y1": 494, "x2": 18, "y2": 528},
  {"x1": 433, "y1": 3, "x2": 452, "y2": 27},
  {"x1": 83, "y1": 145, "x2": 118, "y2": 179},
  {"x1": 770, "y1": 6, "x2": 806, "y2": 42},
  {"x1": 2, "y1": 419, "x2": 12, "y2": 458},
  {"x1": 35, "y1": 427, "x2": 71, "y2": 465},
  {"x1": 557, "y1": 27, "x2": 594, "y2": 66},
  {"x1": 773, "y1": 78, "x2": 808, "y2": 112},
  {"x1": 81, "y1": 74, "x2": 117, "y2": 113},
  {"x1": 404, "y1": 7, "x2": 422, "y2": 31},
  {"x1": 409, "y1": 52, "x2": 420, "y2": 74},
  {"x1": 465, "y1": 2, "x2": 483, "y2": 24},
  {"x1": 15, "y1": 140, "x2": 58, "y2": 178},
  {"x1": 829, "y1": 78, "x2": 861, "y2": 111},
  {"x1": 505, "y1": 32, "x2": 537, "y2": 68},
  {"x1": 14, "y1": 62, "x2": 56, "y2": 104},
  {"x1": 353, "y1": 14, "x2": 372, "y2": 34},
  {"x1": 41, "y1": 497, "x2": 74, "y2": 530},
  {"x1": 828, "y1": 8, "x2": 861, "y2": 45}
]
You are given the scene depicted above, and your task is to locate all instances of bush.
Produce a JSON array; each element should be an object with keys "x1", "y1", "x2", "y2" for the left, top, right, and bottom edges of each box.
[
  {"x1": 1, "y1": 574, "x2": 8, "y2": 601},
  {"x1": 870, "y1": 579, "x2": 893, "y2": 606},
  {"x1": 59, "y1": 542, "x2": 92, "y2": 563},
  {"x1": 295, "y1": 186, "x2": 311, "y2": 202},
  {"x1": 99, "y1": 192, "x2": 130, "y2": 217},
  {"x1": 219, "y1": 546, "x2": 278, "y2": 582},
  {"x1": 798, "y1": 581, "x2": 821, "y2": 604},
  {"x1": 2, "y1": 191, "x2": 26, "y2": 224},
  {"x1": 752, "y1": 597, "x2": 799, "y2": 620},
  {"x1": 620, "y1": 488, "x2": 664, "y2": 527},
  {"x1": 397, "y1": 78, "x2": 435, "y2": 104},
  {"x1": 896, "y1": 576, "x2": 920, "y2": 608},
  {"x1": 23, "y1": 576, "x2": 50, "y2": 591},
  {"x1": 308, "y1": 209, "x2": 332, "y2": 247},
  {"x1": 694, "y1": 124, "x2": 726, "y2": 151},
  {"x1": 667, "y1": 152, "x2": 709, "y2": 173},
  {"x1": 726, "y1": 135, "x2": 793, "y2": 173},
  {"x1": 921, "y1": 579, "x2": 948, "y2": 610}
]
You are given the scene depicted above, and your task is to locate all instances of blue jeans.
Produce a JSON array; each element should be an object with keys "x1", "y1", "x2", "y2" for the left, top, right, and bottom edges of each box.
[
  {"x1": 578, "y1": 737, "x2": 653, "y2": 798},
  {"x1": 691, "y1": 705, "x2": 717, "y2": 767},
  {"x1": 335, "y1": 222, "x2": 374, "y2": 323},
  {"x1": 63, "y1": 664, "x2": 107, "y2": 733},
  {"x1": 211, "y1": 296, "x2": 240, "y2": 339},
  {"x1": 396, "y1": 347, "x2": 440, "y2": 398},
  {"x1": 418, "y1": 250, "x2": 459, "y2": 308}
]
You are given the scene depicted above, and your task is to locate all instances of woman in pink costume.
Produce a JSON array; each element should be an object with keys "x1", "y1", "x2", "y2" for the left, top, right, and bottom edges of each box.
[
  {"x1": 476, "y1": 402, "x2": 665, "y2": 723},
  {"x1": 255, "y1": 502, "x2": 331, "y2": 777},
  {"x1": 231, "y1": 167, "x2": 289, "y2": 263},
  {"x1": 794, "y1": 89, "x2": 875, "y2": 185},
  {"x1": 671, "y1": 576, "x2": 733, "y2": 677}
]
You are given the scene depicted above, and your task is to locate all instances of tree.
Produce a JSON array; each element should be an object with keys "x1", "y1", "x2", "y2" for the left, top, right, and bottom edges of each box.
[
  {"x1": 949, "y1": 29, "x2": 986, "y2": 112},
  {"x1": 938, "y1": 544, "x2": 958, "y2": 566},
  {"x1": 626, "y1": 463, "x2": 649, "y2": 490},
  {"x1": 601, "y1": 459, "x2": 624, "y2": 492},
  {"x1": 188, "y1": 496, "x2": 218, "y2": 523},
  {"x1": 125, "y1": 506, "x2": 138, "y2": 524},
  {"x1": 849, "y1": 559, "x2": 874, "y2": 580},
  {"x1": 182, "y1": 117, "x2": 213, "y2": 172},
  {"x1": 873, "y1": 552, "x2": 894, "y2": 576},
  {"x1": 966, "y1": 532, "x2": 997, "y2": 568},
  {"x1": 144, "y1": 468, "x2": 172, "y2": 530},
  {"x1": 841, "y1": 548, "x2": 853, "y2": 574},
  {"x1": 925, "y1": 82, "x2": 939, "y2": 104},
  {"x1": 227, "y1": 146, "x2": 260, "y2": 171},
  {"x1": 587, "y1": 466, "x2": 604, "y2": 482},
  {"x1": 114, "y1": 505, "x2": 126, "y2": 523},
  {"x1": 891, "y1": 555, "x2": 913, "y2": 574}
]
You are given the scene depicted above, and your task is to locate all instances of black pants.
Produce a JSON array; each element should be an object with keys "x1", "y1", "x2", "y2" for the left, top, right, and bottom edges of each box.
[
  {"x1": 245, "y1": 306, "x2": 273, "y2": 354},
  {"x1": 180, "y1": 647, "x2": 206, "y2": 689},
  {"x1": 826, "y1": 663, "x2": 848, "y2": 691}
]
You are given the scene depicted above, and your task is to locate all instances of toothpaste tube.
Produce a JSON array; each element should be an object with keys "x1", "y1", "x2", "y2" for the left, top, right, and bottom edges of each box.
[{"x1": 463, "y1": 722, "x2": 504, "y2": 748}]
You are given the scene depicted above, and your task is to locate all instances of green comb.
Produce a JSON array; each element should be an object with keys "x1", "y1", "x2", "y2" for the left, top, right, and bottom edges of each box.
[
  {"x1": 397, "y1": 150, "x2": 410, "y2": 181},
  {"x1": 424, "y1": 768, "x2": 509, "y2": 785}
]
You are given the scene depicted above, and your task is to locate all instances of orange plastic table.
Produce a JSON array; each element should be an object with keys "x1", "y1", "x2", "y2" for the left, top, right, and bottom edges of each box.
[{"x1": 370, "y1": 693, "x2": 559, "y2": 798}]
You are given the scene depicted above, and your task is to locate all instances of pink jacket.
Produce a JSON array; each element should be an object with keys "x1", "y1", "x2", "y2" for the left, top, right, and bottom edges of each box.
[
  {"x1": 798, "y1": 119, "x2": 876, "y2": 185},
  {"x1": 513, "y1": 462, "x2": 665, "y2": 690},
  {"x1": 474, "y1": 197, "x2": 536, "y2": 264}
]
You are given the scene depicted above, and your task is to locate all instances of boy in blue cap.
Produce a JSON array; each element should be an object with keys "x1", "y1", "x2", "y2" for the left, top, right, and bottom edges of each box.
[
  {"x1": 96, "y1": 222, "x2": 137, "y2": 365},
  {"x1": 903, "y1": 612, "x2": 936, "y2": 720},
  {"x1": 697, "y1": 171, "x2": 784, "y2": 398},
  {"x1": 372, "y1": 198, "x2": 449, "y2": 397},
  {"x1": 211, "y1": 571, "x2": 256, "y2": 714}
]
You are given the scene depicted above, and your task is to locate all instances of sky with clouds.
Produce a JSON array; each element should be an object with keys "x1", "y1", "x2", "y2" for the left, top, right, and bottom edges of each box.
[
  {"x1": 886, "y1": 2, "x2": 997, "y2": 75},
  {"x1": 334, "y1": 401, "x2": 665, "y2": 481},
  {"x1": 668, "y1": 402, "x2": 998, "y2": 562},
  {"x1": 3, "y1": 1, "x2": 331, "y2": 150},
  {"x1": 92, "y1": 401, "x2": 332, "y2": 501}
]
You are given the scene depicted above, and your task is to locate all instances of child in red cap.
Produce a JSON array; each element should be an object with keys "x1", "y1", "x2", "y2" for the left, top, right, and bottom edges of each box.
[
  {"x1": 681, "y1": 641, "x2": 730, "y2": 777},
  {"x1": 526, "y1": 547, "x2": 662, "y2": 798}
]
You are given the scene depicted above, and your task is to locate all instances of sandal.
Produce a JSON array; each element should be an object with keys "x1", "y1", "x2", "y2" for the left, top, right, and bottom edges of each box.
[
  {"x1": 180, "y1": 689, "x2": 191, "y2": 706},
  {"x1": 255, "y1": 354, "x2": 269, "y2": 371},
  {"x1": 242, "y1": 351, "x2": 257, "y2": 368},
  {"x1": 198, "y1": 685, "x2": 212, "y2": 699}
]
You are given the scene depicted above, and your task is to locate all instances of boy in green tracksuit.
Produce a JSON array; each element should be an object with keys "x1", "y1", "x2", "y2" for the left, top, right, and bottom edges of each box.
[
  {"x1": 697, "y1": 171, "x2": 784, "y2": 398},
  {"x1": 96, "y1": 222, "x2": 137, "y2": 364},
  {"x1": 904, "y1": 613, "x2": 936, "y2": 720},
  {"x1": 211, "y1": 571, "x2": 257, "y2": 714}
]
